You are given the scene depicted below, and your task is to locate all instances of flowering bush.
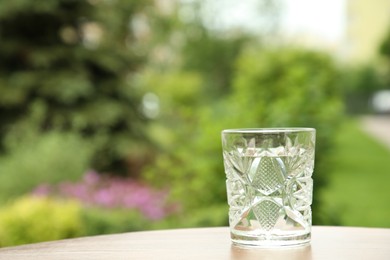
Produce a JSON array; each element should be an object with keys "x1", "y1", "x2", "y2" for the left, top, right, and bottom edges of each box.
[
  {"x1": 33, "y1": 171, "x2": 177, "y2": 220},
  {"x1": 0, "y1": 196, "x2": 83, "y2": 247}
]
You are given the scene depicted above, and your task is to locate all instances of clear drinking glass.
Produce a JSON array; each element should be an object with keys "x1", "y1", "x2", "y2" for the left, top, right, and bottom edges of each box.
[{"x1": 221, "y1": 128, "x2": 316, "y2": 247}]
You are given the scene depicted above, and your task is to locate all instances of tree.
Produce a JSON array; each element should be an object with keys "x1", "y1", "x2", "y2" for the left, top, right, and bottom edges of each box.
[{"x1": 0, "y1": 0, "x2": 153, "y2": 174}]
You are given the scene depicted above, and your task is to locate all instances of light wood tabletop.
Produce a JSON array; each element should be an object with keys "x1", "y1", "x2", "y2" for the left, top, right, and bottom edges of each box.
[{"x1": 0, "y1": 226, "x2": 389, "y2": 259}]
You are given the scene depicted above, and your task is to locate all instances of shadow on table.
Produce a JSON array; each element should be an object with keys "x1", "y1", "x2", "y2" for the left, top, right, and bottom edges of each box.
[{"x1": 230, "y1": 244, "x2": 312, "y2": 260}]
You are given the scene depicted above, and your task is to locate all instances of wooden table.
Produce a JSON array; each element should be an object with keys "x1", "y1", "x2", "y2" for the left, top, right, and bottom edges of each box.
[{"x1": 0, "y1": 226, "x2": 389, "y2": 259}]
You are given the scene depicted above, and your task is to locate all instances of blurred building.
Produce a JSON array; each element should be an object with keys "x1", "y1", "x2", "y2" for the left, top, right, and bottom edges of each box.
[{"x1": 343, "y1": 0, "x2": 390, "y2": 63}]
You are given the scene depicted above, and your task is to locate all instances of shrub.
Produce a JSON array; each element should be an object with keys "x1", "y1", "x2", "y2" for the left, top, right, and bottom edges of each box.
[
  {"x1": 0, "y1": 131, "x2": 94, "y2": 202},
  {"x1": 81, "y1": 207, "x2": 153, "y2": 236},
  {"x1": 0, "y1": 196, "x2": 84, "y2": 247},
  {"x1": 145, "y1": 47, "x2": 344, "y2": 224}
]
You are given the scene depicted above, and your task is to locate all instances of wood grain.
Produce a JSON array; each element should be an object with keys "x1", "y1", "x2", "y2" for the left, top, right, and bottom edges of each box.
[{"x1": 0, "y1": 226, "x2": 389, "y2": 259}]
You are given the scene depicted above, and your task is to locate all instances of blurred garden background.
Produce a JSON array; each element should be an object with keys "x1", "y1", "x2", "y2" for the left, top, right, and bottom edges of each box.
[{"x1": 0, "y1": 0, "x2": 389, "y2": 247}]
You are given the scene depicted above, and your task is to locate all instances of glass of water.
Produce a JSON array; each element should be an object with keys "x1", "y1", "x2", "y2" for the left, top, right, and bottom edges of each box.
[{"x1": 221, "y1": 128, "x2": 316, "y2": 247}]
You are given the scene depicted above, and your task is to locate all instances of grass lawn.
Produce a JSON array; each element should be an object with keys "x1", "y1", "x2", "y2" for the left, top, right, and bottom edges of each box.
[{"x1": 320, "y1": 118, "x2": 390, "y2": 227}]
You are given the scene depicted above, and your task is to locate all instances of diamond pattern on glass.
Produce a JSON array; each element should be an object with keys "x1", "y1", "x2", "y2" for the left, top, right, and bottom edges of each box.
[
  {"x1": 249, "y1": 156, "x2": 285, "y2": 195},
  {"x1": 252, "y1": 200, "x2": 282, "y2": 231}
]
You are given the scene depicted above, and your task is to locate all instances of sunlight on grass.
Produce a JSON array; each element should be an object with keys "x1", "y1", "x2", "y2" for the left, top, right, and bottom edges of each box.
[{"x1": 321, "y1": 118, "x2": 390, "y2": 227}]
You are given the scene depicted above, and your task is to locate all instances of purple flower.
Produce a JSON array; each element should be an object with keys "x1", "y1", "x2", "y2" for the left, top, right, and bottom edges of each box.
[
  {"x1": 84, "y1": 170, "x2": 100, "y2": 185},
  {"x1": 94, "y1": 189, "x2": 115, "y2": 207},
  {"x1": 32, "y1": 183, "x2": 51, "y2": 196},
  {"x1": 59, "y1": 182, "x2": 89, "y2": 202},
  {"x1": 31, "y1": 170, "x2": 178, "y2": 220},
  {"x1": 141, "y1": 203, "x2": 166, "y2": 220}
]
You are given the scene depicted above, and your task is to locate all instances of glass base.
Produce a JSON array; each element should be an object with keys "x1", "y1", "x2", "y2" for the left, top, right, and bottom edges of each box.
[{"x1": 231, "y1": 231, "x2": 311, "y2": 248}]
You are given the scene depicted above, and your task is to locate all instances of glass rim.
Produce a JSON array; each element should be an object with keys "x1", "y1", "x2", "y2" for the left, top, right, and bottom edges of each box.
[{"x1": 222, "y1": 127, "x2": 315, "y2": 134}]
